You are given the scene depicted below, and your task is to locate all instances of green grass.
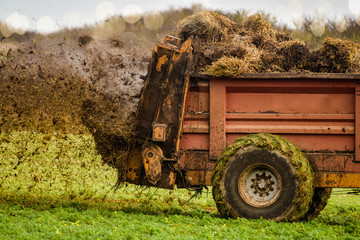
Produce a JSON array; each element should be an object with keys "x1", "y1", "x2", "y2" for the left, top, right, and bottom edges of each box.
[
  {"x1": 0, "y1": 132, "x2": 360, "y2": 239},
  {"x1": 0, "y1": 191, "x2": 359, "y2": 239}
]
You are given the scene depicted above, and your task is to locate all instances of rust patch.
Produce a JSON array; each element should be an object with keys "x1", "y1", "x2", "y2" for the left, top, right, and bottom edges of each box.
[
  {"x1": 156, "y1": 55, "x2": 169, "y2": 72},
  {"x1": 178, "y1": 151, "x2": 208, "y2": 170},
  {"x1": 185, "y1": 170, "x2": 213, "y2": 186}
]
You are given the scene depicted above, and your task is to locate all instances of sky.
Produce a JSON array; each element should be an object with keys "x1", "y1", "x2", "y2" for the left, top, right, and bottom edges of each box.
[{"x1": 1, "y1": 0, "x2": 360, "y2": 35}]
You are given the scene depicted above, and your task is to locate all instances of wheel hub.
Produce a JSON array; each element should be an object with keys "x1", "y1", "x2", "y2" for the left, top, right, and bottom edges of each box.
[
  {"x1": 251, "y1": 172, "x2": 276, "y2": 197},
  {"x1": 238, "y1": 164, "x2": 282, "y2": 208}
]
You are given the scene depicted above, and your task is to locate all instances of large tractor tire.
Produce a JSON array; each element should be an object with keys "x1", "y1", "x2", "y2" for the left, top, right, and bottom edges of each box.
[
  {"x1": 300, "y1": 187, "x2": 332, "y2": 221},
  {"x1": 212, "y1": 133, "x2": 314, "y2": 222}
]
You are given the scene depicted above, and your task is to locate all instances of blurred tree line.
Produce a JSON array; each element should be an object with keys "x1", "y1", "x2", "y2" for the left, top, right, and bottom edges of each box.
[{"x1": 1, "y1": 4, "x2": 360, "y2": 49}]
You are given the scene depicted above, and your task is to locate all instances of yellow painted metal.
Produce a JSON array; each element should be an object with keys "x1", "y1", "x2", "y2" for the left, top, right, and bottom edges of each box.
[
  {"x1": 142, "y1": 143, "x2": 163, "y2": 185},
  {"x1": 125, "y1": 148, "x2": 143, "y2": 183},
  {"x1": 168, "y1": 171, "x2": 176, "y2": 187},
  {"x1": 156, "y1": 55, "x2": 169, "y2": 72},
  {"x1": 315, "y1": 172, "x2": 360, "y2": 188},
  {"x1": 185, "y1": 170, "x2": 213, "y2": 186}
]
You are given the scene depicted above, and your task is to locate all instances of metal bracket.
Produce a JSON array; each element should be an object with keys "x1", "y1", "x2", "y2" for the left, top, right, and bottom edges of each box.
[
  {"x1": 142, "y1": 143, "x2": 164, "y2": 185},
  {"x1": 152, "y1": 123, "x2": 167, "y2": 142}
]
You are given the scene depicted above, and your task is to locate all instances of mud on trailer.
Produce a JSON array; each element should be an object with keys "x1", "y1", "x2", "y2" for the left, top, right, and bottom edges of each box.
[{"x1": 124, "y1": 36, "x2": 360, "y2": 221}]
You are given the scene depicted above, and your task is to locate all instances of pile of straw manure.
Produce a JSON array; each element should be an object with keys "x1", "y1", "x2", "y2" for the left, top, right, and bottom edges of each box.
[{"x1": 173, "y1": 11, "x2": 360, "y2": 76}]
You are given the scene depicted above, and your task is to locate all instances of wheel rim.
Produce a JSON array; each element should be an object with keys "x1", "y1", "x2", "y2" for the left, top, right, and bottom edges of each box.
[{"x1": 238, "y1": 163, "x2": 283, "y2": 208}]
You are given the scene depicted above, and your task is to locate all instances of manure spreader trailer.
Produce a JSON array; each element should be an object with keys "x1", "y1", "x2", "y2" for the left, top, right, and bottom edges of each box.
[{"x1": 124, "y1": 36, "x2": 360, "y2": 221}]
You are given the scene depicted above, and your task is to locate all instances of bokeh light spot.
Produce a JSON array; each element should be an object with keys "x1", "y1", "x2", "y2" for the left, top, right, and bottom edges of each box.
[
  {"x1": 37, "y1": 16, "x2": 56, "y2": 35},
  {"x1": 2, "y1": 13, "x2": 29, "y2": 36},
  {"x1": 0, "y1": 20, "x2": 13, "y2": 38},
  {"x1": 310, "y1": 19, "x2": 325, "y2": 37},
  {"x1": 288, "y1": 0, "x2": 303, "y2": 12},
  {"x1": 121, "y1": 32, "x2": 138, "y2": 42},
  {"x1": 315, "y1": 0, "x2": 334, "y2": 19},
  {"x1": 274, "y1": 0, "x2": 303, "y2": 29},
  {"x1": 335, "y1": 16, "x2": 349, "y2": 33},
  {"x1": 356, "y1": 15, "x2": 360, "y2": 26},
  {"x1": 144, "y1": 11, "x2": 164, "y2": 30},
  {"x1": 92, "y1": 17, "x2": 126, "y2": 40},
  {"x1": 122, "y1": 4, "x2": 142, "y2": 24},
  {"x1": 96, "y1": 1, "x2": 115, "y2": 21},
  {"x1": 93, "y1": 22, "x2": 112, "y2": 40},
  {"x1": 349, "y1": 0, "x2": 360, "y2": 15},
  {"x1": 17, "y1": 15, "x2": 30, "y2": 35}
]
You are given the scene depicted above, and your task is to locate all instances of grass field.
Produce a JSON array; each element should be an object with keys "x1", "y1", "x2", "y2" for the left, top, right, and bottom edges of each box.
[{"x1": 0, "y1": 132, "x2": 360, "y2": 239}]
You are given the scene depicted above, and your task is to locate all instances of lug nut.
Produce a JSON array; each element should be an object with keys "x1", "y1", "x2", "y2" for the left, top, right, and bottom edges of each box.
[{"x1": 250, "y1": 184, "x2": 254, "y2": 188}]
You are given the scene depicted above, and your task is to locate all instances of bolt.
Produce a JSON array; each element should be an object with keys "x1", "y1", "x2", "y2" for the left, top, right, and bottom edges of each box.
[
  {"x1": 268, "y1": 175, "x2": 272, "y2": 179},
  {"x1": 258, "y1": 180, "x2": 266, "y2": 189},
  {"x1": 251, "y1": 178, "x2": 255, "y2": 182},
  {"x1": 255, "y1": 174, "x2": 259, "y2": 178},
  {"x1": 250, "y1": 184, "x2": 254, "y2": 188},
  {"x1": 262, "y1": 172, "x2": 266, "y2": 176},
  {"x1": 271, "y1": 180, "x2": 275, "y2": 185},
  {"x1": 270, "y1": 187, "x2": 274, "y2": 191},
  {"x1": 266, "y1": 192, "x2": 269, "y2": 196},
  {"x1": 253, "y1": 191, "x2": 257, "y2": 194}
]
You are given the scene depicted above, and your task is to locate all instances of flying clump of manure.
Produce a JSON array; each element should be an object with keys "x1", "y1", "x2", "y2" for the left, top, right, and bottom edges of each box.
[{"x1": 173, "y1": 11, "x2": 360, "y2": 76}]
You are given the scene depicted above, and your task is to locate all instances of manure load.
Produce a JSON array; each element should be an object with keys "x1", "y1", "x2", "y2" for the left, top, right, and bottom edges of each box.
[{"x1": 173, "y1": 11, "x2": 360, "y2": 76}]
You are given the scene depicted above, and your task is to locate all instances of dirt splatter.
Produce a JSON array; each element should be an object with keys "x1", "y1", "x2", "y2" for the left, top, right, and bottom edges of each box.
[{"x1": 0, "y1": 29, "x2": 151, "y2": 183}]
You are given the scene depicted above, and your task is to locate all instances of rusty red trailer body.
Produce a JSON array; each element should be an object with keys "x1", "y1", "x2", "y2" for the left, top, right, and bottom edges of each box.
[{"x1": 179, "y1": 73, "x2": 360, "y2": 188}]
